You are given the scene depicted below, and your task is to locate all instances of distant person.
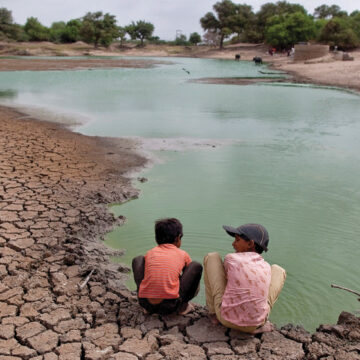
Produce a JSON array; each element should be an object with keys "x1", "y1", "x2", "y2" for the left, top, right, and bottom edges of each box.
[
  {"x1": 203, "y1": 223, "x2": 286, "y2": 333},
  {"x1": 132, "y1": 218, "x2": 203, "y2": 315}
]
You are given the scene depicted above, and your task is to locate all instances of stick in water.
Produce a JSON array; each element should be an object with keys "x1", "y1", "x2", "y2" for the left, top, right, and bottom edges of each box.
[
  {"x1": 78, "y1": 269, "x2": 95, "y2": 290},
  {"x1": 331, "y1": 284, "x2": 360, "y2": 301}
]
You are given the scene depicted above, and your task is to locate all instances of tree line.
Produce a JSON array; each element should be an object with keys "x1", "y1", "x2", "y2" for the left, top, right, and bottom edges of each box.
[
  {"x1": 0, "y1": 9, "x2": 160, "y2": 47},
  {"x1": 200, "y1": 1, "x2": 360, "y2": 50},
  {"x1": 0, "y1": 7, "x2": 202, "y2": 48},
  {"x1": 1, "y1": 2, "x2": 360, "y2": 50}
]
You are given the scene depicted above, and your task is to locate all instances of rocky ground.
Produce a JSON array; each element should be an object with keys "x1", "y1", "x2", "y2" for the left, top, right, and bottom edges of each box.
[{"x1": 1, "y1": 105, "x2": 359, "y2": 359}]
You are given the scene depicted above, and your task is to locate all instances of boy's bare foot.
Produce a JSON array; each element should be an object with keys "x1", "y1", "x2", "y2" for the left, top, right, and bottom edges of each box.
[
  {"x1": 250, "y1": 321, "x2": 274, "y2": 334},
  {"x1": 209, "y1": 313, "x2": 220, "y2": 325},
  {"x1": 178, "y1": 302, "x2": 194, "y2": 315}
]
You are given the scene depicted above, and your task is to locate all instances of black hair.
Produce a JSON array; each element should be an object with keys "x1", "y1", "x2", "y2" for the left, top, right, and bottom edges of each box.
[
  {"x1": 241, "y1": 234, "x2": 264, "y2": 254},
  {"x1": 155, "y1": 218, "x2": 183, "y2": 245},
  {"x1": 254, "y1": 243, "x2": 264, "y2": 255}
]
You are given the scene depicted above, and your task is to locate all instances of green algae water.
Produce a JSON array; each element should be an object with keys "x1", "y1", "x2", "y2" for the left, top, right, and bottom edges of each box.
[{"x1": 0, "y1": 57, "x2": 359, "y2": 332}]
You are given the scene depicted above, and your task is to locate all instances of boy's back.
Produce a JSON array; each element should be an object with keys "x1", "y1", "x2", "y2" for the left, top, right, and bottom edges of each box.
[
  {"x1": 139, "y1": 244, "x2": 191, "y2": 299},
  {"x1": 132, "y1": 218, "x2": 202, "y2": 315}
]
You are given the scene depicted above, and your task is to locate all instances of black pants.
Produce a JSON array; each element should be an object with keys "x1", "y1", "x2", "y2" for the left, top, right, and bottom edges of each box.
[{"x1": 132, "y1": 255, "x2": 203, "y2": 315}]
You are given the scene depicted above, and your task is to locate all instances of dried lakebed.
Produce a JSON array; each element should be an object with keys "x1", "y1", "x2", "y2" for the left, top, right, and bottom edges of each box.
[{"x1": 0, "y1": 106, "x2": 359, "y2": 359}]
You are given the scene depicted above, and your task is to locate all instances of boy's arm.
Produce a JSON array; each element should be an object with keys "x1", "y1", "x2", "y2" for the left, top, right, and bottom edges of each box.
[{"x1": 184, "y1": 252, "x2": 192, "y2": 266}]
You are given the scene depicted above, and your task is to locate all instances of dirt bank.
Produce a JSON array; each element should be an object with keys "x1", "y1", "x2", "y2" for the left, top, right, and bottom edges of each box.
[
  {"x1": 0, "y1": 58, "x2": 171, "y2": 71},
  {"x1": 1, "y1": 105, "x2": 359, "y2": 359}
]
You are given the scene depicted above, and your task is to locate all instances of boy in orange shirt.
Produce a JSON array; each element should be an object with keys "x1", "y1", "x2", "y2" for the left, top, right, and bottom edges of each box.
[{"x1": 132, "y1": 218, "x2": 203, "y2": 315}]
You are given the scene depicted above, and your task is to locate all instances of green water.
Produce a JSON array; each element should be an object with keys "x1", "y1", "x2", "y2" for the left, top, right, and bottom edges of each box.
[{"x1": 0, "y1": 57, "x2": 359, "y2": 331}]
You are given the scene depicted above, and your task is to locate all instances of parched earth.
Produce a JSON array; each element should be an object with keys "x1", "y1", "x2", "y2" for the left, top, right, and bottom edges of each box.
[{"x1": 1, "y1": 106, "x2": 360, "y2": 360}]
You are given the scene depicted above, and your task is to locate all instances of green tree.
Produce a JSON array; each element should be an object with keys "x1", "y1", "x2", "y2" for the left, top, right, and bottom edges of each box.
[
  {"x1": 265, "y1": 11, "x2": 316, "y2": 49},
  {"x1": 49, "y1": 21, "x2": 66, "y2": 43},
  {"x1": 80, "y1": 12, "x2": 118, "y2": 47},
  {"x1": 24, "y1": 17, "x2": 50, "y2": 41},
  {"x1": 189, "y1": 32, "x2": 201, "y2": 45},
  {"x1": 0, "y1": 7, "x2": 13, "y2": 27},
  {"x1": 125, "y1": 20, "x2": 154, "y2": 46},
  {"x1": 61, "y1": 19, "x2": 82, "y2": 43},
  {"x1": 350, "y1": 12, "x2": 360, "y2": 39},
  {"x1": 0, "y1": 7, "x2": 13, "y2": 39},
  {"x1": 0, "y1": 7, "x2": 28, "y2": 41},
  {"x1": 200, "y1": 0, "x2": 239, "y2": 49},
  {"x1": 232, "y1": 4, "x2": 254, "y2": 40},
  {"x1": 118, "y1": 26, "x2": 127, "y2": 47},
  {"x1": 319, "y1": 17, "x2": 359, "y2": 49},
  {"x1": 314, "y1": 18, "x2": 328, "y2": 39},
  {"x1": 254, "y1": 1, "x2": 307, "y2": 42},
  {"x1": 314, "y1": 4, "x2": 347, "y2": 19}
]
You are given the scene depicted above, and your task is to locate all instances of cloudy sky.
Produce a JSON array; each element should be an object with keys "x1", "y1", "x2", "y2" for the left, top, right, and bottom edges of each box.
[{"x1": 2, "y1": 0, "x2": 359, "y2": 40}]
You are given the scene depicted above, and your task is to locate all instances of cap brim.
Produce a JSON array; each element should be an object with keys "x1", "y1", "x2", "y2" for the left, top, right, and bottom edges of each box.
[{"x1": 222, "y1": 225, "x2": 241, "y2": 237}]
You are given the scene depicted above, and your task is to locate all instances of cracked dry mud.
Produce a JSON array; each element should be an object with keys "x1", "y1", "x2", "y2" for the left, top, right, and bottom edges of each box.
[{"x1": 0, "y1": 105, "x2": 359, "y2": 360}]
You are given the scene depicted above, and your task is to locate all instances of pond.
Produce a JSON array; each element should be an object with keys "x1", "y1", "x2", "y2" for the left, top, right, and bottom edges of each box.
[{"x1": 1, "y1": 57, "x2": 359, "y2": 332}]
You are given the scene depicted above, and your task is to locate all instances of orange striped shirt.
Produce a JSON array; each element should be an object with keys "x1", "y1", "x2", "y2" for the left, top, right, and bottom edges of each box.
[{"x1": 138, "y1": 244, "x2": 192, "y2": 299}]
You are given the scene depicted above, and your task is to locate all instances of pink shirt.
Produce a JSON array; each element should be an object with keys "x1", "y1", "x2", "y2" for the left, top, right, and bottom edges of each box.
[{"x1": 221, "y1": 252, "x2": 271, "y2": 327}]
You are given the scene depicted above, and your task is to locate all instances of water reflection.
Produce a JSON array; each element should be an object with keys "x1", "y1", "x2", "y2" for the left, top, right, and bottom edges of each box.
[{"x1": 0, "y1": 89, "x2": 17, "y2": 98}]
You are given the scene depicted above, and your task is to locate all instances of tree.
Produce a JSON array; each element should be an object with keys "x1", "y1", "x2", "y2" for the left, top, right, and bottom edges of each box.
[
  {"x1": 319, "y1": 17, "x2": 359, "y2": 49},
  {"x1": 49, "y1": 21, "x2": 66, "y2": 43},
  {"x1": 125, "y1": 20, "x2": 154, "y2": 46},
  {"x1": 265, "y1": 11, "x2": 316, "y2": 49},
  {"x1": 314, "y1": 18, "x2": 328, "y2": 39},
  {"x1": 200, "y1": 0, "x2": 240, "y2": 49},
  {"x1": 314, "y1": 4, "x2": 347, "y2": 19},
  {"x1": 61, "y1": 19, "x2": 82, "y2": 43},
  {"x1": 189, "y1": 32, "x2": 201, "y2": 45},
  {"x1": 80, "y1": 12, "x2": 118, "y2": 47},
  {"x1": 0, "y1": 7, "x2": 13, "y2": 39},
  {"x1": 118, "y1": 26, "x2": 127, "y2": 47},
  {"x1": 232, "y1": 4, "x2": 254, "y2": 39},
  {"x1": 254, "y1": 1, "x2": 307, "y2": 42},
  {"x1": 0, "y1": 7, "x2": 13, "y2": 27},
  {"x1": 350, "y1": 12, "x2": 360, "y2": 39},
  {"x1": 24, "y1": 17, "x2": 50, "y2": 41}
]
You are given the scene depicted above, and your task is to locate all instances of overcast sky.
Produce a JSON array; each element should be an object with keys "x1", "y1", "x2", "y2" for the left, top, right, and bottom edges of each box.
[{"x1": 2, "y1": 0, "x2": 359, "y2": 40}]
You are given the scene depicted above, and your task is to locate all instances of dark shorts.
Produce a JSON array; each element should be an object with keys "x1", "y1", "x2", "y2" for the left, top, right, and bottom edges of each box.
[{"x1": 138, "y1": 297, "x2": 182, "y2": 315}]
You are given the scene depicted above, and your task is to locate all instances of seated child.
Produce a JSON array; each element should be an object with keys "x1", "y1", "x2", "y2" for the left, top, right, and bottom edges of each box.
[
  {"x1": 132, "y1": 218, "x2": 203, "y2": 315},
  {"x1": 203, "y1": 223, "x2": 286, "y2": 333}
]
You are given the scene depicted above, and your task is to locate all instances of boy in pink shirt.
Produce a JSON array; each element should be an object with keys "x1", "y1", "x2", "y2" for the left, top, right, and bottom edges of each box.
[{"x1": 203, "y1": 223, "x2": 286, "y2": 333}]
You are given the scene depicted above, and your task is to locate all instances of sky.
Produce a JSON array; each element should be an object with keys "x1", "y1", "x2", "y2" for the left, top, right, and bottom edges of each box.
[{"x1": 2, "y1": 0, "x2": 359, "y2": 40}]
